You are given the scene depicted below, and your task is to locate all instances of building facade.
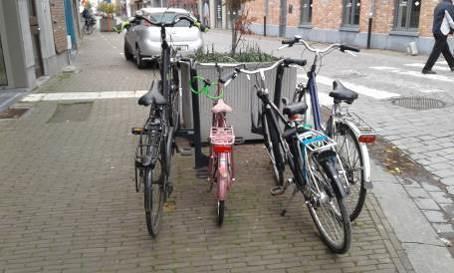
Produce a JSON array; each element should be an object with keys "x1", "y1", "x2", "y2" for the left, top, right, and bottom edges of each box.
[
  {"x1": 0, "y1": 0, "x2": 80, "y2": 91},
  {"x1": 244, "y1": 0, "x2": 446, "y2": 54}
]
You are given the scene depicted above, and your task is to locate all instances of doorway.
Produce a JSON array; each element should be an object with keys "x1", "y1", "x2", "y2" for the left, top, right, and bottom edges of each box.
[{"x1": 28, "y1": 0, "x2": 44, "y2": 78}]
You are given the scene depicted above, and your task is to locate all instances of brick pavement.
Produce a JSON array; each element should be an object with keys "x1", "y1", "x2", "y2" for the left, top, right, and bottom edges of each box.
[{"x1": 0, "y1": 32, "x2": 417, "y2": 272}]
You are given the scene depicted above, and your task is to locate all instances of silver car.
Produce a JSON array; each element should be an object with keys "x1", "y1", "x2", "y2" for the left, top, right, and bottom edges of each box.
[{"x1": 124, "y1": 8, "x2": 203, "y2": 68}]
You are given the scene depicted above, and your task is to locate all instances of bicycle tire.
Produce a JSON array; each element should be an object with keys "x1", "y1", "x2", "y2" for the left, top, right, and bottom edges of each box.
[
  {"x1": 143, "y1": 144, "x2": 165, "y2": 237},
  {"x1": 334, "y1": 122, "x2": 366, "y2": 221},
  {"x1": 262, "y1": 111, "x2": 285, "y2": 186},
  {"x1": 306, "y1": 158, "x2": 351, "y2": 254},
  {"x1": 217, "y1": 200, "x2": 224, "y2": 226}
]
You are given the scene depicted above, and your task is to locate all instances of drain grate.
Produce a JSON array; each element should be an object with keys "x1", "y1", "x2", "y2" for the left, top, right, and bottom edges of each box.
[
  {"x1": 0, "y1": 108, "x2": 29, "y2": 119},
  {"x1": 391, "y1": 96, "x2": 446, "y2": 110},
  {"x1": 47, "y1": 101, "x2": 93, "y2": 123}
]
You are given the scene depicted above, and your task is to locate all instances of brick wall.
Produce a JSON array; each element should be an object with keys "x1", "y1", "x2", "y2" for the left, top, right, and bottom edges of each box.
[
  {"x1": 50, "y1": 0, "x2": 68, "y2": 54},
  {"x1": 419, "y1": 0, "x2": 437, "y2": 37},
  {"x1": 245, "y1": 0, "x2": 437, "y2": 38},
  {"x1": 287, "y1": 0, "x2": 301, "y2": 27},
  {"x1": 313, "y1": 0, "x2": 342, "y2": 29},
  {"x1": 372, "y1": 0, "x2": 395, "y2": 34}
]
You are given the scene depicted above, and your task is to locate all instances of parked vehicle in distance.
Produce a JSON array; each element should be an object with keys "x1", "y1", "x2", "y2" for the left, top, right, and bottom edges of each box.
[{"x1": 124, "y1": 8, "x2": 204, "y2": 68}]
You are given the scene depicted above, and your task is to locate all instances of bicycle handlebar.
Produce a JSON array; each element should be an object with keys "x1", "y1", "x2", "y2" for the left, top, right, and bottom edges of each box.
[
  {"x1": 138, "y1": 14, "x2": 208, "y2": 32},
  {"x1": 237, "y1": 59, "x2": 285, "y2": 75},
  {"x1": 279, "y1": 35, "x2": 360, "y2": 54}
]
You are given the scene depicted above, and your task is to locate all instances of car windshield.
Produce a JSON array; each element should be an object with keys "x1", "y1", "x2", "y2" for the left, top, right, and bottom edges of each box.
[{"x1": 148, "y1": 12, "x2": 191, "y2": 27}]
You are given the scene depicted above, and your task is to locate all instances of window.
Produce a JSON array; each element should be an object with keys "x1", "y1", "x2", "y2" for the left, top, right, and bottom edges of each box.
[
  {"x1": 0, "y1": 33, "x2": 7, "y2": 86},
  {"x1": 342, "y1": 0, "x2": 361, "y2": 26},
  {"x1": 394, "y1": 0, "x2": 421, "y2": 30},
  {"x1": 300, "y1": 0, "x2": 312, "y2": 24}
]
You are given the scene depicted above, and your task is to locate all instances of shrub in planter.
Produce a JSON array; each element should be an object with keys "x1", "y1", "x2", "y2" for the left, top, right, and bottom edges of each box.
[{"x1": 98, "y1": 1, "x2": 117, "y2": 32}]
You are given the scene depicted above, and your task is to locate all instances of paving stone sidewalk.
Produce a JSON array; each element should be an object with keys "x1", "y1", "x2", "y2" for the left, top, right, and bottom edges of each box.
[{"x1": 0, "y1": 98, "x2": 414, "y2": 273}]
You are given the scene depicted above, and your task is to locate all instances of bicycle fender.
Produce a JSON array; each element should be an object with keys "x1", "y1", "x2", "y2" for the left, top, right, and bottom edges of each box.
[
  {"x1": 317, "y1": 150, "x2": 348, "y2": 199},
  {"x1": 340, "y1": 120, "x2": 372, "y2": 188},
  {"x1": 216, "y1": 153, "x2": 230, "y2": 201}
]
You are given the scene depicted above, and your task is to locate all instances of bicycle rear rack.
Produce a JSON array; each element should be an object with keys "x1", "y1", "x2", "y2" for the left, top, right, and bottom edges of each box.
[
  {"x1": 210, "y1": 126, "x2": 235, "y2": 146},
  {"x1": 298, "y1": 130, "x2": 336, "y2": 153}
]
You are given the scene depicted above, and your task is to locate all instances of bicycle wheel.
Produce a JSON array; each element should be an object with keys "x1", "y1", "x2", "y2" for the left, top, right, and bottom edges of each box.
[
  {"x1": 306, "y1": 158, "x2": 351, "y2": 254},
  {"x1": 262, "y1": 111, "x2": 285, "y2": 186},
  {"x1": 217, "y1": 200, "x2": 224, "y2": 226},
  {"x1": 334, "y1": 122, "x2": 366, "y2": 221},
  {"x1": 143, "y1": 144, "x2": 166, "y2": 237}
]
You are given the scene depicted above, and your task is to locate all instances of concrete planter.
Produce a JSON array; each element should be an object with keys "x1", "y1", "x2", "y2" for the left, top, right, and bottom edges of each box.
[
  {"x1": 100, "y1": 17, "x2": 114, "y2": 32},
  {"x1": 180, "y1": 62, "x2": 297, "y2": 141}
]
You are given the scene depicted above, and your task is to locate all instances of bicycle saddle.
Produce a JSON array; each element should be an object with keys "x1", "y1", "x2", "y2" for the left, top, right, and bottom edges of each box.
[
  {"x1": 212, "y1": 99, "x2": 232, "y2": 114},
  {"x1": 283, "y1": 101, "x2": 307, "y2": 116},
  {"x1": 138, "y1": 80, "x2": 167, "y2": 106},
  {"x1": 329, "y1": 81, "x2": 358, "y2": 104}
]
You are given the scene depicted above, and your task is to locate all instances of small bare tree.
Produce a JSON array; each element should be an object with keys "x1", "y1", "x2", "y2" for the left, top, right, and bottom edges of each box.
[{"x1": 225, "y1": 0, "x2": 255, "y2": 55}]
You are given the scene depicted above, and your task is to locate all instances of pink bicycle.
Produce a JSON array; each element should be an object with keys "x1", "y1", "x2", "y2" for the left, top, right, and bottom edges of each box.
[{"x1": 191, "y1": 64, "x2": 241, "y2": 225}]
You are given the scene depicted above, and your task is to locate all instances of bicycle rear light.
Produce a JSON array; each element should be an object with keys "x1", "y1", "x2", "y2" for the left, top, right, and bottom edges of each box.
[
  {"x1": 213, "y1": 145, "x2": 232, "y2": 153},
  {"x1": 358, "y1": 135, "x2": 376, "y2": 143}
]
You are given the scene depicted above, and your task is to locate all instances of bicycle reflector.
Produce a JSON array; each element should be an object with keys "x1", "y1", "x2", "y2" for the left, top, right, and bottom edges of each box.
[
  {"x1": 131, "y1": 127, "x2": 144, "y2": 135},
  {"x1": 213, "y1": 145, "x2": 232, "y2": 153},
  {"x1": 358, "y1": 134, "x2": 376, "y2": 143}
]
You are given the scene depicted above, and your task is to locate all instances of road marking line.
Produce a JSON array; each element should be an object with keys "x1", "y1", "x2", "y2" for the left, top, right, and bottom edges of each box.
[
  {"x1": 370, "y1": 66, "x2": 454, "y2": 82},
  {"x1": 21, "y1": 91, "x2": 148, "y2": 102},
  {"x1": 297, "y1": 74, "x2": 400, "y2": 99},
  {"x1": 404, "y1": 63, "x2": 451, "y2": 72}
]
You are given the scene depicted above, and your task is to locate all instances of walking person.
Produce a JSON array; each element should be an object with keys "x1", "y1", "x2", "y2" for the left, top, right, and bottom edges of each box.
[
  {"x1": 203, "y1": 1, "x2": 210, "y2": 27},
  {"x1": 422, "y1": 0, "x2": 454, "y2": 74}
]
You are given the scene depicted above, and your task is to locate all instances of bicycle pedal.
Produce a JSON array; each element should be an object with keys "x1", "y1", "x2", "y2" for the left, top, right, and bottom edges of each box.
[{"x1": 270, "y1": 186, "x2": 286, "y2": 196}]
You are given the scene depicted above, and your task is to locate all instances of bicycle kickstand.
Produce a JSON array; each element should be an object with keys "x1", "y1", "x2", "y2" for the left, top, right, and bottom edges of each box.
[{"x1": 280, "y1": 185, "x2": 299, "y2": 216}]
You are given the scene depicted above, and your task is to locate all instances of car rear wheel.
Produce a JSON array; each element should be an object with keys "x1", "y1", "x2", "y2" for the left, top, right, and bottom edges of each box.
[
  {"x1": 135, "y1": 45, "x2": 145, "y2": 69},
  {"x1": 124, "y1": 43, "x2": 133, "y2": 61}
]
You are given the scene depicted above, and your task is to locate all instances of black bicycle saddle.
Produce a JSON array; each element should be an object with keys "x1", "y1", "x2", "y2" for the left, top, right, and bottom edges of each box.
[
  {"x1": 329, "y1": 81, "x2": 358, "y2": 104},
  {"x1": 138, "y1": 80, "x2": 167, "y2": 106}
]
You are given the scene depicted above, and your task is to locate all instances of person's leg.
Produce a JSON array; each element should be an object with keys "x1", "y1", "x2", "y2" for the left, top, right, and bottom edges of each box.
[
  {"x1": 439, "y1": 35, "x2": 454, "y2": 70},
  {"x1": 423, "y1": 35, "x2": 444, "y2": 72}
]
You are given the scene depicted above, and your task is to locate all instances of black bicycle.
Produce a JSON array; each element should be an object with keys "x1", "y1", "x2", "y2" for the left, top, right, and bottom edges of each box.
[
  {"x1": 238, "y1": 59, "x2": 352, "y2": 253},
  {"x1": 132, "y1": 14, "x2": 207, "y2": 237}
]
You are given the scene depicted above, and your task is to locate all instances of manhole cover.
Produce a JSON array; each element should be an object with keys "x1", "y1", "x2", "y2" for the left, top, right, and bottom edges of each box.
[
  {"x1": 391, "y1": 96, "x2": 446, "y2": 110},
  {"x1": 47, "y1": 101, "x2": 93, "y2": 123},
  {"x1": 0, "y1": 108, "x2": 29, "y2": 119}
]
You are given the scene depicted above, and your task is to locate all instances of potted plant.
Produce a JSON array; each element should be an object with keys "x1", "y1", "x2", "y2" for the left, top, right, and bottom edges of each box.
[{"x1": 98, "y1": 1, "x2": 117, "y2": 32}]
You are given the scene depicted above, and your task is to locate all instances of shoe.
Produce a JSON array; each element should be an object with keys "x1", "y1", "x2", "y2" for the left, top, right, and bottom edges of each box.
[
  {"x1": 422, "y1": 69, "x2": 436, "y2": 74},
  {"x1": 450, "y1": 66, "x2": 454, "y2": 72}
]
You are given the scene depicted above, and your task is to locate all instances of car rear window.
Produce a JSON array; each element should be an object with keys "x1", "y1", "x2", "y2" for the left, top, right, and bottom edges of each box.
[{"x1": 149, "y1": 12, "x2": 191, "y2": 27}]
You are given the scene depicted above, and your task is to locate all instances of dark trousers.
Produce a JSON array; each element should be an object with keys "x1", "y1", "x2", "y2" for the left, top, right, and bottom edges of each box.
[{"x1": 423, "y1": 33, "x2": 454, "y2": 71}]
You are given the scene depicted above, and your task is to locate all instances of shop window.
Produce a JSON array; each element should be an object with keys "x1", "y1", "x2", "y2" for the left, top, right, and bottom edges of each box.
[
  {"x1": 300, "y1": 0, "x2": 312, "y2": 24},
  {"x1": 342, "y1": 0, "x2": 361, "y2": 27},
  {"x1": 394, "y1": 0, "x2": 421, "y2": 31}
]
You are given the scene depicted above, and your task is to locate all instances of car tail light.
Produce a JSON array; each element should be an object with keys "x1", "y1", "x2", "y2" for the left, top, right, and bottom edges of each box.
[
  {"x1": 358, "y1": 135, "x2": 376, "y2": 143},
  {"x1": 213, "y1": 145, "x2": 232, "y2": 153}
]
